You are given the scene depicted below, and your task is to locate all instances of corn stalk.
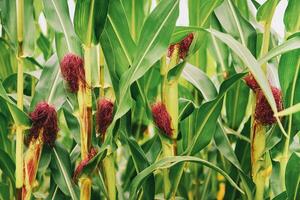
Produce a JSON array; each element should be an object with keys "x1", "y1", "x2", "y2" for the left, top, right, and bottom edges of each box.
[
  {"x1": 98, "y1": 45, "x2": 116, "y2": 200},
  {"x1": 160, "y1": 45, "x2": 180, "y2": 198},
  {"x1": 251, "y1": 10, "x2": 274, "y2": 199},
  {"x1": 16, "y1": 0, "x2": 24, "y2": 198}
]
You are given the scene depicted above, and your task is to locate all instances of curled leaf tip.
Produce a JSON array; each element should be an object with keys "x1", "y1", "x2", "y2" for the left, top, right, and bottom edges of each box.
[
  {"x1": 255, "y1": 87, "x2": 283, "y2": 125},
  {"x1": 28, "y1": 102, "x2": 58, "y2": 147},
  {"x1": 60, "y1": 53, "x2": 86, "y2": 93},
  {"x1": 151, "y1": 102, "x2": 173, "y2": 137},
  {"x1": 96, "y1": 98, "x2": 114, "y2": 136}
]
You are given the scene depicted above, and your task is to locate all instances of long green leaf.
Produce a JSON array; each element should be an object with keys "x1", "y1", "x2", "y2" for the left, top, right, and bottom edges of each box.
[
  {"x1": 181, "y1": 63, "x2": 217, "y2": 101},
  {"x1": 259, "y1": 36, "x2": 300, "y2": 65},
  {"x1": 74, "y1": 0, "x2": 109, "y2": 44},
  {"x1": 285, "y1": 152, "x2": 300, "y2": 200},
  {"x1": 188, "y1": 72, "x2": 245, "y2": 155},
  {"x1": 51, "y1": 145, "x2": 79, "y2": 200},
  {"x1": 31, "y1": 55, "x2": 66, "y2": 110},
  {"x1": 214, "y1": 124, "x2": 243, "y2": 172},
  {"x1": 207, "y1": 29, "x2": 278, "y2": 114},
  {"x1": 256, "y1": 0, "x2": 280, "y2": 22},
  {"x1": 115, "y1": 0, "x2": 179, "y2": 119},
  {"x1": 284, "y1": 0, "x2": 300, "y2": 34},
  {"x1": 0, "y1": 83, "x2": 30, "y2": 127},
  {"x1": 100, "y1": 0, "x2": 136, "y2": 94},
  {"x1": 278, "y1": 33, "x2": 300, "y2": 127},
  {"x1": 0, "y1": 0, "x2": 35, "y2": 55},
  {"x1": 129, "y1": 156, "x2": 244, "y2": 200},
  {"x1": 0, "y1": 148, "x2": 15, "y2": 186},
  {"x1": 215, "y1": 0, "x2": 255, "y2": 47},
  {"x1": 43, "y1": 0, "x2": 81, "y2": 55},
  {"x1": 122, "y1": 0, "x2": 151, "y2": 41}
]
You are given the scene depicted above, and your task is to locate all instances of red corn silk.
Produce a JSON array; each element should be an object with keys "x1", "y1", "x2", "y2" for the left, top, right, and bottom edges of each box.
[
  {"x1": 244, "y1": 73, "x2": 259, "y2": 91},
  {"x1": 168, "y1": 33, "x2": 194, "y2": 59},
  {"x1": 151, "y1": 102, "x2": 173, "y2": 138},
  {"x1": 29, "y1": 102, "x2": 59, "y2": 147},
  {"x1": 96, "y1": 99, "x2": 114, "y2": 135},
  {"x1": 60, "y1": 53, "x2": 86, "y2": 93},
  {"x1": 255, "y1": 87, "x2": 283, "y2": 125},
  {"x1": 73, "y1": 148, "x2": 98, "y2": 181}
]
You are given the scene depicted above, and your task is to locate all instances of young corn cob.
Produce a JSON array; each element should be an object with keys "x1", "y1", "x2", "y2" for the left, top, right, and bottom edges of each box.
[
  {"x1": 96, "y1": 98, "x2": 116, "y2": 200},
  {"x1": 61, "y1": 53, "x2": 92, "y2": 200},
  {"x1": 245, "y1": 73, "x2": 284, "y2": 200},
  {"x1": 151, "y1": 102, "x2": 173, "y2": 138},
  {"x1": 96, "y1": 98, "x2": 114, "y2": 138},
  {"x1": 23, "y1": 102, "x2": 58, "y2": 200}
]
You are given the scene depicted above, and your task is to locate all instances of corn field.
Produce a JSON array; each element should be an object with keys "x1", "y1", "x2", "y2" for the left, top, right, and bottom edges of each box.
[{"x1": 0, "y1": 0, "x2": 300, "y2": 199}]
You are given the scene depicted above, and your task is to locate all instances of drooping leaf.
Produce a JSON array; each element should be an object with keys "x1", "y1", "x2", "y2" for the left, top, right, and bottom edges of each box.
[
  {"x1": 51, "y1": 144, "x2": 79, "y2": 200},
  {"x1": 181, "y1": 63, "x2": 217, "y2": 101},
  {"x1": 129, "y1": 156, "x2": 244, "y2": 200},
  {"x1": 207, "y1": 29, "x2": 278, "y2": 114}
]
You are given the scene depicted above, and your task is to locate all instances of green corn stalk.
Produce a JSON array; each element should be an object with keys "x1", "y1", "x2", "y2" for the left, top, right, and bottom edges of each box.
[
  {"x1": 77, "y1": 45, "x2": 93, "y2": 200},
  {"x1": 251, "y1": 11, "x2": 274, "y2": 199},
  {"x1": 98, "y1": 46, "x2": 116, "y2": 200},
  {"x1": 16, "y1": 0, "x2": 24, "y2": 198},
  {"x1": 160, "y1": 45, "x2": 180, "y2": 199}
]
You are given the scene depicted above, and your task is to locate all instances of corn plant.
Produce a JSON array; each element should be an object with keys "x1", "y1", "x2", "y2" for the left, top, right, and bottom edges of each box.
[{"x1": 0, "y1": 0, "x2": 300, "y2": 199}]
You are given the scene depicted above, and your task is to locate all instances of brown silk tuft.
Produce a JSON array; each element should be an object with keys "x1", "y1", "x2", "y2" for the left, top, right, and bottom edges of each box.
[
  {"x1": 29, "y1": 102, "x2": 58, "y2": 147},
  {"x1": 168, "y1": 33, "x2": 194, "y2": 59},
  {"x1": 151, "y1": 102, "x2": 173, "y2": 137},
  {"x1": 60, "y1": 53, "x2": 86, "y2": 93},
  {"x1": 255, "y1": 87, "x2": 283, "y2": 125},
  {"x1": 96, "y1": 98, "x2": 114, "y2": 135}
]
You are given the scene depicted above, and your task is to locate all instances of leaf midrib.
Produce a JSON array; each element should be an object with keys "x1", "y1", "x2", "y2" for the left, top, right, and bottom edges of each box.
[
  {"x1": 122, "y1": 1, "x2": 179, "y2": 94},
  {"x1": 50, "y1": 0, "x2": 72, "y2": 52},
  {"x1": 53, "y1": 148, "x2": 77, "y2": 200},
  {"x1": 211, "y1": 32, "x2": 226, "y2": 72},
  {"x1": 227, "y1": 0, "x2": 246, "y2": 46},
  {"x1": 107, "y1": 15, "x2": 132, "y2": 65},
  {"x1": 47, "y1": 67, "x2": 61, "y2": 104}
]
